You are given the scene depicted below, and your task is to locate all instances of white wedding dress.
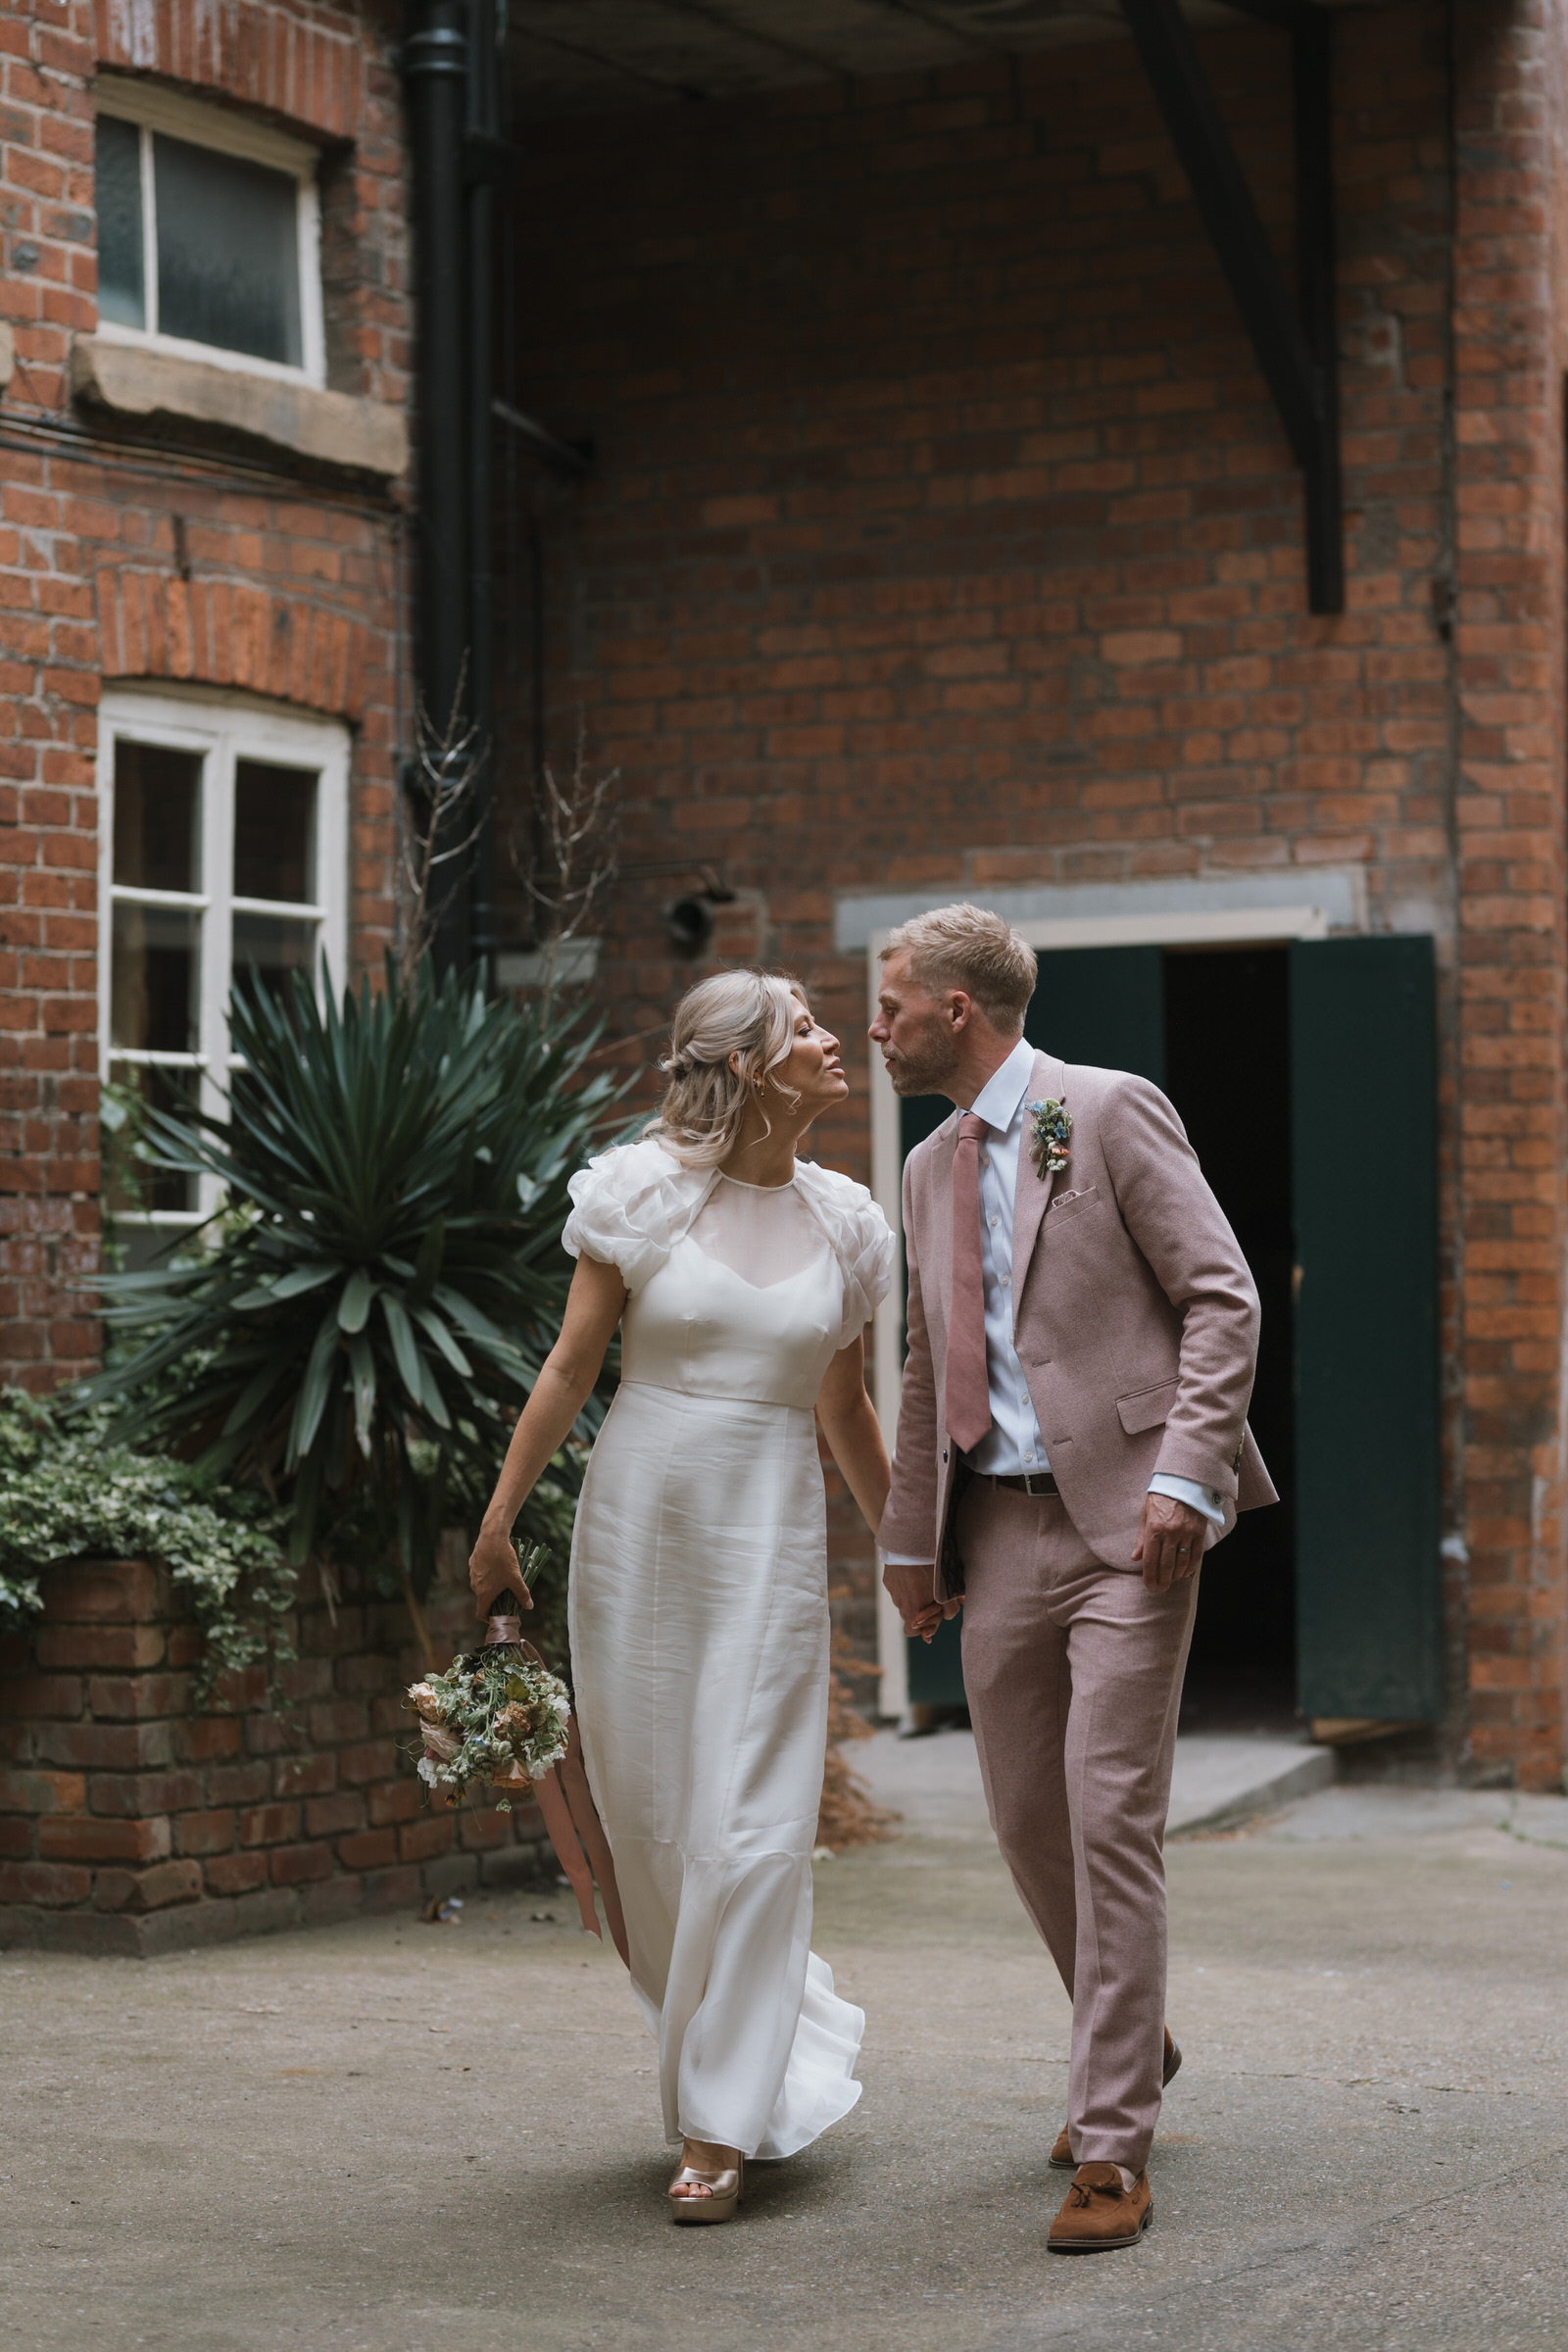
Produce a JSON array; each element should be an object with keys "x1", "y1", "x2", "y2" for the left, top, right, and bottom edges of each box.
[{"x1": 562, "y1": 1136, "x2": 895, "y2": 2159}]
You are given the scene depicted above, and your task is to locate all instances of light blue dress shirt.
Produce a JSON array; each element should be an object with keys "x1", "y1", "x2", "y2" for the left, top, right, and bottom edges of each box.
[{"x1": 886, "y1": 1036, "x2": 1225, "y2": 1565}]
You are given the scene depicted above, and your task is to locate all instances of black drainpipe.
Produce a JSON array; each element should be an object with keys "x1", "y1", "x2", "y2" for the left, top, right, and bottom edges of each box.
[
  {"x1": 464, "y1": 0, "x2": 499, "y2": 977},
  {"x1": 404, "y1": 0, "x2": 474, "y2": 976}
]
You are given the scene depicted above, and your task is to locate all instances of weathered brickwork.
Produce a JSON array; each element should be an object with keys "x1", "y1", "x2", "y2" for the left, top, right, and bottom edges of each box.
[
  {"x1": 0, "y1": 1557, "x2": 551, "y2": 1956},
  {"x1": 497, "y1": 4, "x2": 1566, "y2": 1785},
  {"x1": 4, "y1": 0, "x2": 1566, "y2": 1797},
  {"x1": 504, "y1": 12, "x2": 1457, "y2": 1077},
  {"x1": 1450, "y1": 0, "x2": 1568, "y2": 1786},
  {"x1": 0, "y1": 0, "x2": 410, "y2": 1392}
]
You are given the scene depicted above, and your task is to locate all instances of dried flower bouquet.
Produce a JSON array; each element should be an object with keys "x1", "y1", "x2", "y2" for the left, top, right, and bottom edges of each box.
[{"x1": 407, "y1": 1544, "x2": 569, "y2": 1812}]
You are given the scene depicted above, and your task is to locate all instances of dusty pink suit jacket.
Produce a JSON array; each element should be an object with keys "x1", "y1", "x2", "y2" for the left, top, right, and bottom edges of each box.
[{"x1": 877, "y1": 1050, "x2": 1278, "y2": 1588}]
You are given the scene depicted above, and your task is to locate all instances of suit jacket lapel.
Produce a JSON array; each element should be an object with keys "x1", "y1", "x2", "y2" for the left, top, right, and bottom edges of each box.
[{"x1": 1011, "y1": 1051, "x2": 1066, "y2": 1302}]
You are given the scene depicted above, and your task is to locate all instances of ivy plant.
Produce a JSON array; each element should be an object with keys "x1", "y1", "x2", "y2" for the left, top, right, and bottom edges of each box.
[{"x1": 0, "y1": 1390, "x2": 293, "y2": 1693}]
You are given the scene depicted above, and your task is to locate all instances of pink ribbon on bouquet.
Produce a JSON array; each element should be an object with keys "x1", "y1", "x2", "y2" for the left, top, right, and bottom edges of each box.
[
  {"x1": 529, "y1": 1716, "x2": 629, "y2": 1967},
  {"x1": 483, "y1": 1615, "x2": 628, "y2": 1969}
]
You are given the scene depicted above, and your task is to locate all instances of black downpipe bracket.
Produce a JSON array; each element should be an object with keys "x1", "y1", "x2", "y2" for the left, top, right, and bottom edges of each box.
[{"x1": 1118, "y1": 0, "x2": 1344, "y2": 613}]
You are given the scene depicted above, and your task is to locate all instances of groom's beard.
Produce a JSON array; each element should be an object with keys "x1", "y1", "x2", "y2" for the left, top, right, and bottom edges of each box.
[{"x1": 882, "y1": 1011, "x2": 961, "y2": 1099}]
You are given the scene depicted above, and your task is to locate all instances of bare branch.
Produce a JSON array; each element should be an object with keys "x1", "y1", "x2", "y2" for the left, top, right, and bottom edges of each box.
[
  {"x1": 399, "y1": 655, "x2": 489, "y2": 990},
  {"x1": 506, "y1": 714, "x2": 622, "y2": 1019}
]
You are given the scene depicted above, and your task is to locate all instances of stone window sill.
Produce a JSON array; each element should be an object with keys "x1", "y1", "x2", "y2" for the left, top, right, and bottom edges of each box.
[{"x1": 71, "y1": 334, "x2": 407, "y2": 479}]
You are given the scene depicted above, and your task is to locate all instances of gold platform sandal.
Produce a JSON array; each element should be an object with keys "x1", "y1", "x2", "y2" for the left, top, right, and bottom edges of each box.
[{"x1": 667, "y1": 2149, "x2": 744, "y2": 2225}]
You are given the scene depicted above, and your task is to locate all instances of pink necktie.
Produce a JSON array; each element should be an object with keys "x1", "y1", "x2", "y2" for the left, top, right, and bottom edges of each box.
[{"x1": 947, "y1": 1111, "x2": 993, "y2": 1454}]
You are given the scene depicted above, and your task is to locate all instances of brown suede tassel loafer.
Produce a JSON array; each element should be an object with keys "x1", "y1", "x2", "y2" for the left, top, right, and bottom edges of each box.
[
  {"x1": 1050, "y1": 2028, "x2": 1181, "y2": 2169},
  {"x1": 1048, "y1": 2163, "x2": 1152, "y2": 2252}
]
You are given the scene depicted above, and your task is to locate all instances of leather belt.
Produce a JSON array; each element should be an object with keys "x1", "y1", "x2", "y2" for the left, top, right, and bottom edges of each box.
[{"x1": 981, "y1": 1469, "x2": 1059, "y2": 1497}]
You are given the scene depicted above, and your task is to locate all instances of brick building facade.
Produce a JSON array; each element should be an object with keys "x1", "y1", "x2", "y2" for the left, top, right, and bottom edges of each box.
[
  {"x1": 1, "y1": 0, "x2": 408, "y2": 1384},
  {"x1": 2, "y1": 0, "x2": 1566, "y2": 1797},
  {"x1": 495, "y1": 0, "x2": 1568, "y2": 1788}
]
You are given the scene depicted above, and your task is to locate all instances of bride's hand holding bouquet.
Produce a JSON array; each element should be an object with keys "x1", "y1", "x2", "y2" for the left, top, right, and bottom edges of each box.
[
  {"x1": 466, "y1": 1520, "x2": 535, "y2": 1618},
  {"x1": 407, "y1": 1543, "x2": 569, "y2": 1813},
  {"x1": 407, "y1": 1532, "x2": 630, "y2": 1964}
]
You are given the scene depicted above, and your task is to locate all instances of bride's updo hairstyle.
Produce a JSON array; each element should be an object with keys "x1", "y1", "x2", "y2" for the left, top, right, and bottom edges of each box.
[{"x1": 650, "y1": 969, "x2": 805, "y2": 1168}]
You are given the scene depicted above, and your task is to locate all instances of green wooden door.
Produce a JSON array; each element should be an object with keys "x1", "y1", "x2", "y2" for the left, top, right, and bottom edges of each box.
[
  {"x1": 1289, "y1": 936, "x2": 1442, "y2": 1721},
  {"x1": 902, "y1": 947, "x2": 1167, "y2": 1706},
  {"x1": 1024, "y1": 944, "x2": 1166, "y2": 1083}
]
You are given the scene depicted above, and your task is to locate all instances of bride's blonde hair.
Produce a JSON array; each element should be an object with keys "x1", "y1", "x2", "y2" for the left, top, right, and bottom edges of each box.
[{"x1": 649, "y1": 968, "x2": 807, "y2": 1168}]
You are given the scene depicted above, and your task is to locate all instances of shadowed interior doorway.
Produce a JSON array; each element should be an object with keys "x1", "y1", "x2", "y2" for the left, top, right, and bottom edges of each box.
[
  {"x1": 899, "y1": 938, "x2": 1297, "y2": 1731},
  {"x1": 893, "y1": 927, "x2": 1441, "y2": 1738},
  {"x1": 1163, "y1": 945, "x2": 1295, "y2": 1730}
]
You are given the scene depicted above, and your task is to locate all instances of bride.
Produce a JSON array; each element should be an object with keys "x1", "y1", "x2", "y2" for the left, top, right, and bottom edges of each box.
[{"x1": 468, "y1": 970, "x2": 895, "y2": 2223}]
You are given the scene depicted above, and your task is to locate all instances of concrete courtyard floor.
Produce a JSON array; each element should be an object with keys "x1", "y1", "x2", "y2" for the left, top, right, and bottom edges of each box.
[{"x1": 4, "y1": 1757, "x2": 1567, "y2": 2352}]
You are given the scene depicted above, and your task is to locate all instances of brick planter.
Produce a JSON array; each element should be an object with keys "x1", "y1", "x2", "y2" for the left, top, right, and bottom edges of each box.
[{"x1": 0, "y1": 1558, "x2": 553, "y2": 1956}]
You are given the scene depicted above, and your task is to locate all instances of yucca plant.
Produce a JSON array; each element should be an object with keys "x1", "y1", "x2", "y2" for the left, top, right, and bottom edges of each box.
[{"x1": 80, "y1": 956, "x2": 625, "y2": 1615}]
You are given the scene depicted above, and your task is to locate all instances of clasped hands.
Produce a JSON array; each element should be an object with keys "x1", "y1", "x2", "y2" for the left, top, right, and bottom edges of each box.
[
  {"x1": 882, "y1": 1490, "x2": 1206, "y2": 1638},
  {"x1": 881, "y1": 1559, "x2": 956, "y2": 1645}
]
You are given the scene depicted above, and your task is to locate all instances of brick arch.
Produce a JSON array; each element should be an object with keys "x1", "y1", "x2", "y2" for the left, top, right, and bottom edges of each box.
[
  {"x1": 95, "y1": 568, "x2": 369, "y2": 722},
  {"x1": 94, "y1": 0, "x2": 363, "y2": 141}
]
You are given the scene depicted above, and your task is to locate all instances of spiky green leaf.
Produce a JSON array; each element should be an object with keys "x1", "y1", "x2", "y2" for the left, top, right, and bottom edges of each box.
[
  {"x1": 338, "y1": 1267, "x2": 376, "y2": 1334},
  {"x1": 347, "y1": 1332, "x2": 376, "y2": 1458},
  {"x1": 286, "y1": 1308, "x2": 342, "y2": 1470},
  {"x1": 76, "y1": 952, "x2": 633, "y2": 1601}
]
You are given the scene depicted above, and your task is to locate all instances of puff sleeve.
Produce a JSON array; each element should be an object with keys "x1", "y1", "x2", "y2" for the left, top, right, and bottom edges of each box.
[
  {"x1": 561, "y1": 1136, "x2": 709, "y2": 1293},
  {"x1": 795, "y1": 1162, "x2": 897, "y2": 1348}
]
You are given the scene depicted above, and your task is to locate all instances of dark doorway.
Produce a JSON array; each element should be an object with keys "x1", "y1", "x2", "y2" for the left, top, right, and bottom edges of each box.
[
  {"x1": 1162, "y1": 947, "x2": 1297, "y2": 1730},
  {"x1": 899, "y1": 937, "x2": 1296, "y2": 1724},
  {"x1": 895, "y1": 931, "x2": 1439, "y2": 1733}
]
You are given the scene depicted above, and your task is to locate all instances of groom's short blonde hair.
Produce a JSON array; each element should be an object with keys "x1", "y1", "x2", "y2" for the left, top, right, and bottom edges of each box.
[{"x1": 880, "y1": 903, "x2": 1037, "y2": 1033}]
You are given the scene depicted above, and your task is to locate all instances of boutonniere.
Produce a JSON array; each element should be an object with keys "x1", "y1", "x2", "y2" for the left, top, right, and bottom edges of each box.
[{"x1": 1027, "y1": 1098, "x2": 1072, "y2": 1179}]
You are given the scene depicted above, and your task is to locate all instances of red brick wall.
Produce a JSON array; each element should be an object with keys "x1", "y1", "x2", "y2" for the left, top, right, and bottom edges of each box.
[
  {"x1": 0, "y1": 1557, "x2": 552, "y2": 1956},
  {"x1": 1450, "y1": 0, "x2": 1568, "y2": 1786},
  {"x1": 0, "y1": 0, "x2": 410, "y2": 1392},
  {"x1": 502, "y1": 9, "x2": 1456, "y2": 1017},
  {"x1": 496, "y1": 6, "x2": 1566, "y2": 1783}
]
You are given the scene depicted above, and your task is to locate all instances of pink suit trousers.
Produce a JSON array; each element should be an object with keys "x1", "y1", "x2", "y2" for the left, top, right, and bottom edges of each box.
[{"x1": 956, "y1": 1477, "x2": 1198, "y2": 2173}]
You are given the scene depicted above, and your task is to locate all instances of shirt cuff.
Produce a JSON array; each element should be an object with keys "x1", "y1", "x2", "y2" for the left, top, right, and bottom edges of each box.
[
  {"x1": 1149, "y1": 1473, "x2": 1226, "y2": 1527},
  {"x1": 883, "y1": 1552, "x2": 936, "y2": 1568}
]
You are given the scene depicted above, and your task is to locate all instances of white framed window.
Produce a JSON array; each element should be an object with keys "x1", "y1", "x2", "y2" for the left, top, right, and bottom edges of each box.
[
  {"x1": 97, "y1": 688, "x2": 350, "y2": 1244},
  {"x1": 93, "y1": 74, "x2": 325, "y2": 387}
]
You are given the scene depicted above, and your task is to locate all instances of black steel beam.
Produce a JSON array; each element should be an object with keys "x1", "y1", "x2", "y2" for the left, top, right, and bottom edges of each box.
[
  {"x1": 1293, "y1": 6, "x2": 1344, "y2": 611},
  {"x1": 1118, "y1": 0, "x2": 1343, "y2": 612}
]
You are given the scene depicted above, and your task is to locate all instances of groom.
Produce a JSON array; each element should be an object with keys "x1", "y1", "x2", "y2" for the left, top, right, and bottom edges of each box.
[{"x1": 872, "y1": 903, "x2": 1275, "y2": 2252}]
